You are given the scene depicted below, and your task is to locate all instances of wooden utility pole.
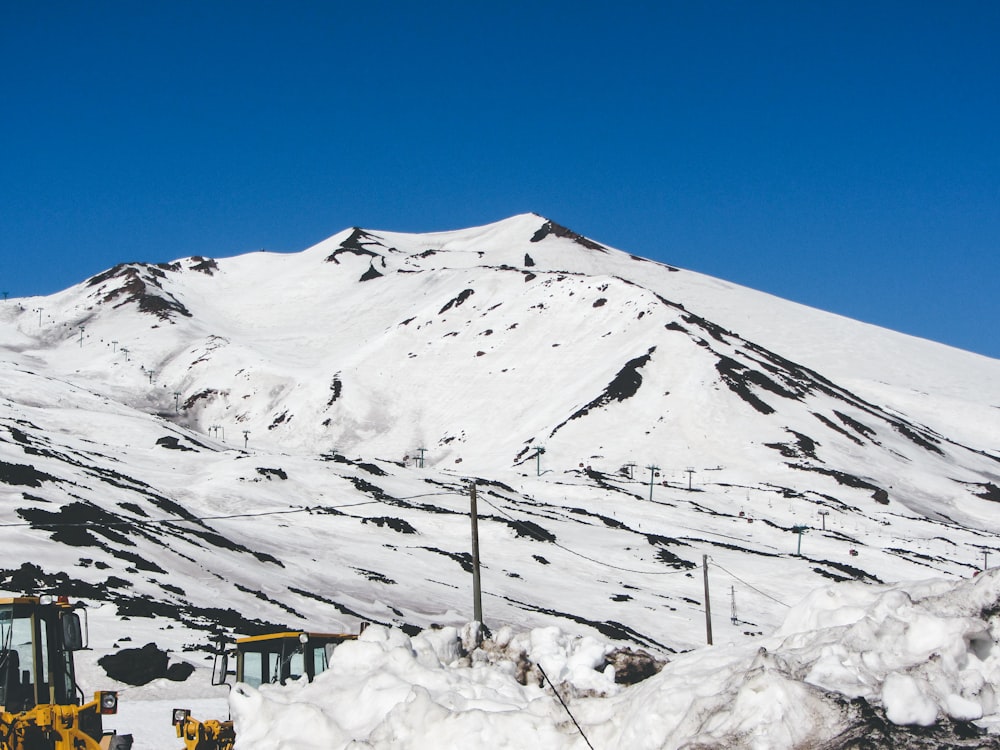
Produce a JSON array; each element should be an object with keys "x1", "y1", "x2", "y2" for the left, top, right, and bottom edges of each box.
[
  {"x1": 470, "y1": 482, "x2": 483, "y2": 626},
  {"x1": 703, "y1": 554, "x2": 713, "y2": 645}
]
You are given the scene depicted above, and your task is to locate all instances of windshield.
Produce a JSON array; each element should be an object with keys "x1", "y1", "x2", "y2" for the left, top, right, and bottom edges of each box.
[
  {"x1": 0, "y1": 604, "x2": 38, "y2": 711},
  {"x1": 0, "y1": 603, "x2": 77, "y2": 709}
]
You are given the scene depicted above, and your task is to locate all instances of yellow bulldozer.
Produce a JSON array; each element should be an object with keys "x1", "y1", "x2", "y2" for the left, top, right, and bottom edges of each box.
[
  {"x1": 172, "y1": 630, "x2": 357, "y2": 750},
  {"x1": 0, "y1": 595, "x2": 132, "y2": 750}
]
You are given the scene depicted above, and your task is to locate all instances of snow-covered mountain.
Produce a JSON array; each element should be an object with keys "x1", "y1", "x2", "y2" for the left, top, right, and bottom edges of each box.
[{"x1": 3, "y1": 213, "x2": 1000, "y2": 746}]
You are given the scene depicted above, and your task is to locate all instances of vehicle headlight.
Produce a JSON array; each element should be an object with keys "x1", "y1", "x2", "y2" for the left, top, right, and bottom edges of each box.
[
  {"x1": 98, "y1": 691, "x2": 119, "y2": 714},
  {"x1": 172, "y1": 708, "x2": 191, "y2": 726}
]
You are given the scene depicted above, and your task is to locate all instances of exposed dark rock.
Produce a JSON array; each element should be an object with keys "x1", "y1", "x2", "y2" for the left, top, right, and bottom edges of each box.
[
  {"x1": 813, "y1": 695, "x2": 997, "y2": 749},
  {"x1": 166, "y1": 662, "x2": 195, "y2": 681},
  {"x1": 98, "y1": 642, "x2": 169, "y2": 685},
  {"x1": 810, "y1": 559, "x2": 882, "y2": 583},
  {"x1": 813, "y1": 412, "x2": 865, "y2": 446},
  {"x1": 766, "y1": 431, "x2": 820, "y2": 461},
  {"x1": 834, "y1": 411, "x2": 877, "y2": 440},
  {"x1": 439, "y1": 288, "x2": 475, "y2": 314},
  {"x1": 269, "y1": 411, "x2": 290, "y2": 430},
  {"x1": 184, "y1": 389, "x2": 220, "y2": 410},
  {"x1": 603, "y1": 647, "x2": 665, "y2": 685},
  {"x1": 256, "y1": 467, "x2": 288, "y2": 480},
  {"x1": 325, "y1": 228, "x2": 386, "y2": 263},
  {"x1": 87, "y1": 263, "x2": 191, "y2": 319},
  {"x1": 421, "y1": 546, "x2": 474, "y2": 573},
  {"x1": 530, "y1": 220, "x2": 608, "y2": 253},
  {"x1": 0, "y1": 461, "x2": 60, "y2": 487},
  {"x1": 551, "y1": 348, "x2": 656, "y2": 436},
  {"x1": 328, "y1": 375, "x2": 343, "y2": 405},
  {"x1": 188, "y1": 257, "x2": 218, "y2": 275},
  {"x1": 785, "y1": 463, "x2": 880, "y2": 492},
  {"x1": 497, "y1": 518, "x2": 555, "y2": 542},
  {"x1": 362, "y1": 516, "x2": 417, "y2": 534},
  {"x1": 353, "y1": 567, "x2": 397, "y2": 584},
  {"x1": 17, "y1": 501, "x2": 140, "y2": 549}
]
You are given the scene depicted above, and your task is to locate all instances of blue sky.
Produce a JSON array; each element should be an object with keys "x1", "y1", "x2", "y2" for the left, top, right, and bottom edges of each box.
[{"x1": 2, "y1": 1, "x2": 998, "y2": 357}]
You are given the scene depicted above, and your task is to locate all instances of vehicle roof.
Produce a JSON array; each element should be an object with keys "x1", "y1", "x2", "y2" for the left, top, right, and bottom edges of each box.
[
  {"x1": 236, "y1": 631, "x2": 357, "y2": 645},
  {"x1": 0, "y1": 596, "x2": 41, "y2": 605}
]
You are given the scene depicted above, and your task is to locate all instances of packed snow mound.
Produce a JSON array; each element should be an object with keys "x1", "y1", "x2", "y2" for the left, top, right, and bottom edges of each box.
[{"x1": 230, "y1": 571, "x2": 1000, "y2": 749}]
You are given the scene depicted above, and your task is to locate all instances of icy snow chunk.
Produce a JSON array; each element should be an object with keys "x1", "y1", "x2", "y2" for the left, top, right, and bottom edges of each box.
[
  {"x1": 944, "y1": 692, "x2": 983, "y2": 721},
  {"x1": 882, "y1": 673, "x2": 937, "y2": 725}
]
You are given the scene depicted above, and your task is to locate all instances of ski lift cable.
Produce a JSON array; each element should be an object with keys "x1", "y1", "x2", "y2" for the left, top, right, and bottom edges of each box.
[
  {"x1": 0, "y1": 500, "x2": 382, "y2": 528},
  {"x1": 478, "y1": 494, "x2": 692, "y2": 576},
  {"x1": 709, "y1": 561, "x2": 789, "y2": 608},
  {"x1": 0, "y1": 491, "x2": 464, "y2": 530}
]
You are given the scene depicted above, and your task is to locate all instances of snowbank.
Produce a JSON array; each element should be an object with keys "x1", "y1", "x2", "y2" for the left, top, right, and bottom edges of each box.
[{"x1": 230, "y1": 572, "x2": 1000, "y2": 749}]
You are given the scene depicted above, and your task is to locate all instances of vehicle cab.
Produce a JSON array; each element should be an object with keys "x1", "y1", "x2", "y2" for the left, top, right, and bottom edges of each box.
[
  {"x1": 221, "y1": 631, "x2": 356, "y2": 688},
  {"x1": 0, "y1": 595, "x2": 131, "y2": 750}
]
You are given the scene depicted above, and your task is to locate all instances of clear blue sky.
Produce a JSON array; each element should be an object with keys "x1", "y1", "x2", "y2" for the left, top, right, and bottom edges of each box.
[{"x1": 2, "y1": 1, "x2": 998, "y2": 357}]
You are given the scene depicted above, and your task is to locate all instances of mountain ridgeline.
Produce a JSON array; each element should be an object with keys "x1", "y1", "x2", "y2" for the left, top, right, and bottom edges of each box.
[{"x1": 2, "y1": 213, "x2": 999, "y2": 654}]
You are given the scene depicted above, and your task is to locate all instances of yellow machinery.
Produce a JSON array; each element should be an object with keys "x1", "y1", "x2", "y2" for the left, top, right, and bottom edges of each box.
[
  {"x1": 0, "y1": 596, "x2": 132, "y2": 750},
  {"x1": 172, "y1": 630, "x2": 357, "y2": 750}
]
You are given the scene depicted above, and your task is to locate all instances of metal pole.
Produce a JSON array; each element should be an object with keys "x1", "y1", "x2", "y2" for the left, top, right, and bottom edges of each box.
[
  {"x1": 646, "y1": 465, "x2": 659, "y2": 501},
  {"x1": 703, "y1": 554, "x2": 713, "y2": 645},
  {"x1": 470, "y1": 482, "x2": 483, "y2": 625}
]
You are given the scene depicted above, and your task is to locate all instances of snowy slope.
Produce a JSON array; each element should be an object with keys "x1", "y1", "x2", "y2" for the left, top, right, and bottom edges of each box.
[{"x1": 3, "y1": 213, "x2": 1000, "y2": 747}]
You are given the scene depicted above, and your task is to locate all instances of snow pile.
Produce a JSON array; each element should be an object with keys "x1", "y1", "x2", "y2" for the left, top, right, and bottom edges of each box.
[
  {"x1": 229, "y1": 572, "x2": 1000, "y2": 749},
  {"x1": 779, "y1": 575, "x2": 1000, "y2": 727},
  {"x1": 229, "y1": 624, "x2": 620, "y2": 749}
]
